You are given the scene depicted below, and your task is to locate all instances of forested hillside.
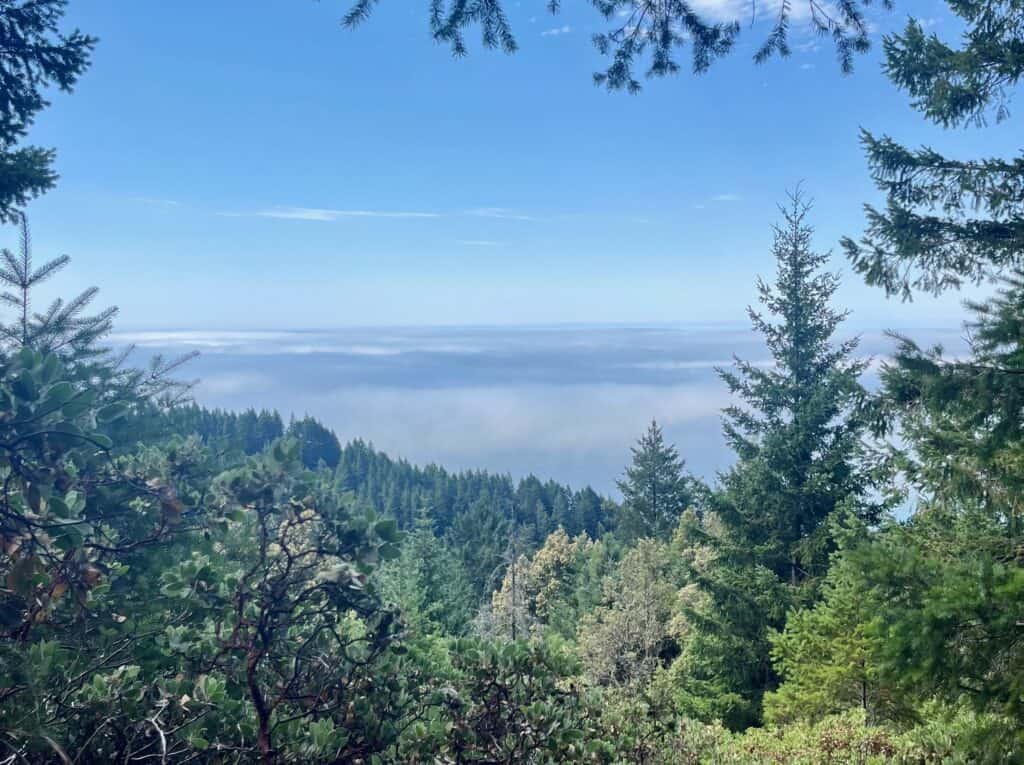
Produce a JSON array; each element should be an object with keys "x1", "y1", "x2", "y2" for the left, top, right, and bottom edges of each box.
[
  {"x1": 1, "y1": 0, "x2": 1022, "y2": 763},
  {"x1": 160, "y1": 405, "x2": 617, "y2": 600}
]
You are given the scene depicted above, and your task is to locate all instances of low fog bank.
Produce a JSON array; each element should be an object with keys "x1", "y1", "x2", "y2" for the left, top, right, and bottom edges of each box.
[{"x1": 116, "y1": 325, "x2": 966, "y2": 495}]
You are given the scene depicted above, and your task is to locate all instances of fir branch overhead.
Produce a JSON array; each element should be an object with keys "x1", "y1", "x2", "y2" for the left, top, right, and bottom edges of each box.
[{"x1": 340, "y1": 0, "x2": 893, "y2": 91}]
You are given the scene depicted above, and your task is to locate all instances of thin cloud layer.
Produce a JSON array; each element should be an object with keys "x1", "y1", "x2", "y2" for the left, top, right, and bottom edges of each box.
[
  {"x1": 467, "y1": 207, "x2": 535, "y2": 221},
  {"x1": 221, "y1": 207, "x2": 441, "y2": 221},
  {"x1": 114, "y1": 325, "x2": 963, "y2": 493}
]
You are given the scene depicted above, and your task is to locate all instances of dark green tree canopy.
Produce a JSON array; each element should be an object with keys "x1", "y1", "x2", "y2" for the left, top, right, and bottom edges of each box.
[
  {"x1": 287, "y1": 414, "x2": 343, "y2": 469},
  {"x1": 616, "y1": 419, "x2": 695, "y2": 541},
  {"x1": 342, "y1": 0, "x2": 890, "y2": 92},
  {"x1": 883, "y1": 1, "x2": 1024, "y2": 128},
  {"x1": 717, "y1": 192, "x2": 874, "y2": 582},
  {"x1": 881, "y1": 267, "x2": 1024, "y2": 520},
  {"x1": 0, "y1": 0, "x2": 95, "y2": 222},
  {"x1": 843, "y1": 1, "x2": 1024, "y2": 298},
  {"x1": 679, "y1": 195, "x2": 877, "y2": 729}
]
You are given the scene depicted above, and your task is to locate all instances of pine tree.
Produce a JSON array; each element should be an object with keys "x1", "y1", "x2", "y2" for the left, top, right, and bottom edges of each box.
[
  {"x1": 849, "y1": 270, "x2": 1024, "y2": 735},
  {"x1": 716, "y1": 192, "x2": 876, "y2": 585},
  {"x1": 0, "y1": 215, "x2": 115, "y2": 358},
  {"x1": 680, "y1": 193, "x2": 878, "y2": 729},
  {"x1": 0, "y1": 1, "x2": 96, "y2": 221},
  {"x1": 341, "y1": 0, "x2": 884, "y2": 93},
  {"x1": 842, "y1": 1, "x2": 1024, "y2": 299},
  {"x1": 376, "y1": 508, "x2": 476, "y2": 635},
  {"x1": 883, "y1": 269, "x2": 1024, "y2": 518},
  {"x1": 447, "y1": 496, "x2": 512, "y2": 600},
  {"x1": 830, "y1": 9, "x2": 1024, "y2": 738},
  {"x1": 764, "y1": 525, "x2": 908, "y2": 727},
  {"x1": 0, "y1": 216, "x2": 194, "y2": 405},
  {"x1": 616, "y1": 420, "x2": 695, "y2": 541},
  {"x1": 574, "y1": 486, "x2": 611, "y2": 539}
]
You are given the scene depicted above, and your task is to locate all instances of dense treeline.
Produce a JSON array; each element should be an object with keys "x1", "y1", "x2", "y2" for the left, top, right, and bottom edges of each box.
[
  {"x1": 164, "y1": 404, "x2": 285, "y2": 455},
  {"x1": 160, "y1": 405, "x2": 613, "y2": 545},
  {"x1": 2, "y1": 0, "x2": 1023, "y2": 762},
  {"x1": 336, "y1": 440, "x2": 613, "y2": 539},
  {"x1": 158, "y1": 407, "x2": 618, "y2": 603}
]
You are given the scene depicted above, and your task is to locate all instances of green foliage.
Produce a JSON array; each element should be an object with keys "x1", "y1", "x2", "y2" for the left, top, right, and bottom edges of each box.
[
  {"x1": 850, "y1": 256, "x2": 1024, "y2": 748},
  {"x1": 578, "y1": 538, "x2": 686, "y2": 689},
  {"x1": 0, "y1": 349, "x2": 208, "y2": 760},
  {"x1": 3, "y1": 209, "x2": 1021, "y2": 759},
  {"x1": 895, "y1": 701, "x2": 1023, "y2": 765},
  {"x1": 5, "y1": 3, "x2": 1022, "y2": 754},
  {"x1": 166, "y1": 404, "x2": 284, "y2": 455},
  {"x1": 616, "y1": 419, "x2": 698, "y2": 541},
  {"x1": 342, "y1": 0, "x2": 887, "y2": 93},
  {"x1": 765, "y1": 529, "x2": 911, "y2": 727},
  {"x1": 334, "y1": 439, "x2": 615, "y2": 604},
  {"x1": 847, "y1": 510, "x2": 1024, "y2": 734},
  {"x1": 1, "y1": 216, "x2": 116, "y2": 357},
  {"x1": 160, "y1": 441, "x2": 410, "y2": 761},
  {"x1": 715, "y1": 193, "x2": 877, "y2": 584},
  {"x1": 675, "y1": 551, "x2": 790, "y2": 730},
  {"x1": 487, "y1": 527, "x2": 600, "y2": 641},
  {"x1": 287, "y1": 414, "x2": 342, "y2": 469},
  {"x1": 0, "y1": 0, "x2": 96, "y2": 221},
  {"x1": 843, "y1": 1, "x2": 1024, "y2": 298},
  {"x1": 0, "y1": 372, "x2": 419, "y2": 762},
  {"x1": 377, "y1": 508, "x2": 477, "y2": 636},
  {"x1": 336, "y1": 439, "x2": 612, "y2": 537},
  {"x1": 679, "y1": 194, "x2": 878, "y2": 729},
  {"x1": 401, "y1": 638, "x2": 610, "y2": 763},
  {"x1": 0, "y1": 346, "x2": 180, "y2": 640},
  {"x1": 882, "y1": 1, "x2": 1023, "y2": 129},
  {"x1": 728, "y1": 711, "x2": 902, "y2": 764},
  {"x1": 882, "y1": 270, "x2": 1024, "y2": 516}
]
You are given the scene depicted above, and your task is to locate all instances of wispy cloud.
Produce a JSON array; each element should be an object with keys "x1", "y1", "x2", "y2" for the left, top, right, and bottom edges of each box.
[
  {"x1": 219, "y1": 206, "x2": 536, "y2": 222},
  {"x1": 468, "y1": 207, "x2": 534, "y2": 221},
  {"x1": 219, "y1": 206, "x2": 440, "y2": 221},
  {"x1": 541, "y1": 25, "x2": 572, "y2": 36},
  {"x1": 133, "y1": 196, "x2": 180, "y2": 207},
  {"x1": 711, "y1": 193, "x2": 742, "y2": 202}
]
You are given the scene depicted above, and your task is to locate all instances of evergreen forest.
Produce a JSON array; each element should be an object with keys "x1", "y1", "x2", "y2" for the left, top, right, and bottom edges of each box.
[{"x1": 1, "y1": 0, "x2": 1022, "y2": 762}]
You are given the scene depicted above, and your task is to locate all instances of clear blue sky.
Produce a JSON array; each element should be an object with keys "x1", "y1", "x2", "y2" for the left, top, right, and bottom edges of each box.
[{"x1": 19, "y1": 0, "x2": 1018, "y2": 329}]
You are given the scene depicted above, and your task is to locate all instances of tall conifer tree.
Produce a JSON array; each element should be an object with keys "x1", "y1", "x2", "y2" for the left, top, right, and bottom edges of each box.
[
  {"x1": 716, "y1": 193, "x2": 876, "y2": 585},
  {"x1": 680, "y1": 193, "x2": 878, "y2": 728}
]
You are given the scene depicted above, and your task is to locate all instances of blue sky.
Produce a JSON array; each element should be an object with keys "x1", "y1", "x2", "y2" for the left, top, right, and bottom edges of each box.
[{"x1": 18, "y1": 0, "x2": 1019, "y2": 329}]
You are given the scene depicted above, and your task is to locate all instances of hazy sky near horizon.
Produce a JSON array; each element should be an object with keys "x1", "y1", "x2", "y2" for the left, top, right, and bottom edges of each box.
[
  {"x1": 16, "y1": 0, "x2": 1017, "y2": 330},
  {"x1": 119, "y1": 325, "x2": 969, "y2": 493}
]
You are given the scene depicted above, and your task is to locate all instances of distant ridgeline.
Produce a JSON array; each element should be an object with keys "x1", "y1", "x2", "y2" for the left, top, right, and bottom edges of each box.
[{"x1": 160, "y1": 403, "x2": 617, "y2": 543}]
